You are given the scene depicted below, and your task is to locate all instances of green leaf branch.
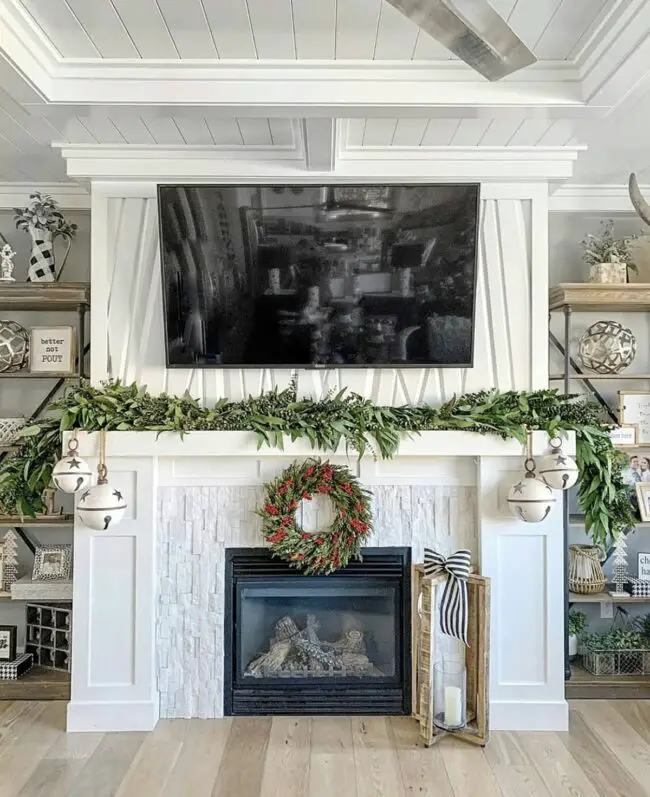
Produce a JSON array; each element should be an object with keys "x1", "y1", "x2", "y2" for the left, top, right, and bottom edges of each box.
[{"x1": 0, "y1": 380, "x2": 635, "y2": 547}]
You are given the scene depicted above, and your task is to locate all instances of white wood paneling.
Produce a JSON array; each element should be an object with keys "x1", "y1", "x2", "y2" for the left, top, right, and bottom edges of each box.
[
  {"x1": 507, "y1": 118, "x2": 557, "y2": 146},
  {"x1": 17, "y1": 0, "x2": 99, "y2": 57},
  {"x1": 507, "y1": 0, "x2": 564, "y2": 49},
  {"x1": 245, "y1": 0, "x2": 295, "y2": 59},
  {"x1": 362, "y1": 118, "x2": 398, "y2": 145},
  {"x1": 155, "y1": 0, "x2": 219, "y2": 58},
  {"x1": 373, "y1": 2, "x2": 419, "y2": 60},
  {"x1": 450, "y1": 118, "x2": 493, "y2": 146},
  {"x1": 171, "y1": 116, "x2": 214, "y2": 146},
  {"x1": 200, "y1": 0, "x2": 257, "y2": 58},
  {"x1": 292, "y1": 0, "x2": 336, "y2": 59},
  {"x1": 97, "y1": 190, "x2": 539, "y2": 404},
  {"x1": 391, "y1": 118, "x2": 429, "y2": 146},
  {"x1": 64, "y1": 0, "x2": 140, "y2": 58},
  {"x1": 109, "y1": 0, "x2": 179, "y2": 58},
  {"x1": 204, "y1": 116, "x2": 244, "y2": 145},
  {"x1": 411, "y1": 30, "x2": 452, "y2": 60},
  {"x1": 335, "y1": 0, "x2": 382, "y2": 60},
  {"x1": 421, "y1": 119, "x2": 462, "y2": 145},
  {"x1": 535, "y1": 0, "x2": 609, "y2": 60},
  {"x1": 237, "y1": 117, "x2": 272, "y2": 145}
]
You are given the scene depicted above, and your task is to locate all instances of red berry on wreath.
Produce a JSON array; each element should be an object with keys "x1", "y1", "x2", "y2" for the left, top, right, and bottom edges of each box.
[
  {"x1": 341, "y1": 483, "x2": 353, "y2": 495},
  {"x1": 302, "y1": 491, "x2": 312, "y2": 500},
  {"x1": 264, "y1": 504, "x2": 279, "y2": 515}
]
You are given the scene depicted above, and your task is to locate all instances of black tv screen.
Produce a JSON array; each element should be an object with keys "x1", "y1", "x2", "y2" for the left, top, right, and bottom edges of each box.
[{"x1": 158, "y1": 184, "x2": 480, "y2": 368}]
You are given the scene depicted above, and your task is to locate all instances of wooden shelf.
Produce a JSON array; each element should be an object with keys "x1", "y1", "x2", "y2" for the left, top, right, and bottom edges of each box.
[
  {"x1": 0, "y1": 372, "x2": 80, "y2": 379},
  {"x1": 569, "y1": 513, "x2": 650, "y2": 527},
  {"x1": 11, "y1": 577, "x2": 73, "y2": 601},
  {"x1": 0, "y1": 515, "x2": 73, "y2": 528},
  {"x1": 550, "y1": 373, "x2": 650, "y2": 380},
  {"x1": 0, "y1": 445, "x2": 18, "y2": 453},
  {"x1": 567, "y1": 663, "x2": 650, "y2": 699},
  {"x1": 569, "y1": 591, "x2": 650, "y2": 604},
  {"x1": 0, "y1": 282, "x2": 89, "y2": 311},
  {"x1": 0, "y1": 591, "x2": 11, "y2": 602},
  {"x1": 550, "y1": 283, "x2": 650, "y2": 312},
  {"x1": 0, "y1": 665, "x2": 70, "y2": 701}
]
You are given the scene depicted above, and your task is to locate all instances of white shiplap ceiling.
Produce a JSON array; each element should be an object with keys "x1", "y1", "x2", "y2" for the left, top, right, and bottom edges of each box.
[{"x1": 16, "y1": 0, "x2": 614, "y2": 62}]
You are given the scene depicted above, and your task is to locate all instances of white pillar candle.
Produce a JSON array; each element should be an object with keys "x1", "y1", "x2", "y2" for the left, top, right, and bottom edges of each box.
[{"x1": 444, "y1": 685, "x2": 463, "y2": 728}]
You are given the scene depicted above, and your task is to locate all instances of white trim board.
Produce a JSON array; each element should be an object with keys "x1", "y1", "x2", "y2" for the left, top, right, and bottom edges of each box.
[
  {"x1": 0, "y1": 182, "x2": 90, "y2": 209},
  {"x1": 549, "y1": 183, "x2": 650, "y2": 212}
]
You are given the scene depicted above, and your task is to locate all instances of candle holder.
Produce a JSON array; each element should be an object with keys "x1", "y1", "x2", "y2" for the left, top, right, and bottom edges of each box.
[{"x1": 433, "y1": 658, "x2": 467, "y2": 731}]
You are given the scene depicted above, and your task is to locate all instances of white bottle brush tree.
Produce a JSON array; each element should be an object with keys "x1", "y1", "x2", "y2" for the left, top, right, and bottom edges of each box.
[
  {"x1": 611, "y1": 532, "x2": 629, "y2": 596},
  {"x1": 1, "y1": 529, "x2": 19, "y2": 591}
]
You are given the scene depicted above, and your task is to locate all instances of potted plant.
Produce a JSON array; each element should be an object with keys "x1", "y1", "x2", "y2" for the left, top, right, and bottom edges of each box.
[
  {"x1": 568, "y1": 610, "x2": 587, "y2": 659},
  {"x1": 633, "y1": 613, "x2": 650, "y2": 673},
  {"x1": 581, "y1": 220, "x2": 638, "y2": 284},
  {"x1": 14, "y1": 192, "x2": 77, "y2": 283}
]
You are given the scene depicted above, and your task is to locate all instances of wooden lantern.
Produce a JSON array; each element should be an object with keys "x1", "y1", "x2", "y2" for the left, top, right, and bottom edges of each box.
[{"x1": 412, "y1": 564, "x2": 491, "y2": 747}]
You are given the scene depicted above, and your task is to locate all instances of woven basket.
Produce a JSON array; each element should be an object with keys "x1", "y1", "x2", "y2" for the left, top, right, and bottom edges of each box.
[
  {"x1": 569, "y1": 544, "x2": 607, "y2": 594},
  {"x1": 0, "y1": 418, "x2": 26, "y2": 445}
]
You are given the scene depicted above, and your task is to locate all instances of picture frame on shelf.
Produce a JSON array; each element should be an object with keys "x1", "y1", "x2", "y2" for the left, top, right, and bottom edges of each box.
[
  {"x1": 622, "y1": 451, "x2": 650, "y2": 488},
  {"x1": 28, "y1": 326, "x2": 76, "y2": 375},
  {"x1": 620, "y1": 392, "x2": 650, "y2": 445},
  {"x1": 638, "y1": 552, "x2": 650, "y2": 581},
  {"x1": 0, "y1": 625, "x2": 17, "y2": 661},
  {"x1": 607, "y1": 425, "x2": 638, "y2": 448},
  {"x1": 636, "y1": 483, "x2": 650, "y2": 522},
  {"x1": 32, "y1": 544, "x2": 72, "y2": 582}
]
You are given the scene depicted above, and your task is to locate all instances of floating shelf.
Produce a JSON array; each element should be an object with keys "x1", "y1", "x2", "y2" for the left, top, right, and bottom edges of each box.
[
  {"x1": 0, "y1": 665, "x2": 70, "y2": 701},
  {"x1": 0, "y1": 591, "x2": 11, "y2": 602},
  {"x1": 11, "y1": 577, "x2": 73, "y2": 602},
  {"x1": 567, "y1": 663, "x2": 650, "y2": 699},
  {"x1": 569, "y1": 514, "x2": 650, "y2": 528},
  {"x1": 0, "y1": 282, "x2": 89, "y2": 311},
  {"x1": 0, "y1": 515, "x2": 73, "y2": 528},
  {"x1": 0, "y1": 372, "x2": 81, "y2": 379},
  {"x1": 569, "y1": 591, "x2": 650, "y2": 604},
  {"x1": 550, "y1": 283, "x2": 650, "y2": 312},
  {"x1": 550, "y1": 373, "x2": 650, "y2": 380}
]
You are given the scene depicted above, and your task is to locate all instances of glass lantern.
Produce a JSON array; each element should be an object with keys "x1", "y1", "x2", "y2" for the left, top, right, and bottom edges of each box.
[{"x1": 433, "y1": 658, "x2": 467, "y2": 731}]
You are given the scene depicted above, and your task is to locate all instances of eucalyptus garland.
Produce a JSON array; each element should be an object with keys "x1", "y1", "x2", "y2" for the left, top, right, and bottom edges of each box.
[
  {"x1": 258, "y1": 459, "x2": 372, "y2": 574},
  {"x1": 0, "y1": 379, "x2": 635, "y2": 547}
]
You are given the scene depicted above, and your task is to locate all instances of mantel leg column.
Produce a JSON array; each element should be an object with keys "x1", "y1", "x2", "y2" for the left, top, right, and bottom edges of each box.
[
  {"x1": 67, "y1": 456, "x2": 159, "y2": 732},
  {"x1": 478, "y1": 456, "x2": 568, "y2": 731}
]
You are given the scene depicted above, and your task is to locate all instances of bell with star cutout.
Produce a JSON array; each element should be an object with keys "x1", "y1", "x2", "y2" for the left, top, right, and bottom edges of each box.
[
  {"x1": 507, "y1": 458, "x2": 557, "y2": 523},
  {"x1": 76, "y1": 431, "x2": 127, "y2": 530},
  {"x1": 537, "y1": 436, "x2": 579, "y2": 491},
  {"x1": 52, "y1": 436, "x2": 93, "y2": 494}
]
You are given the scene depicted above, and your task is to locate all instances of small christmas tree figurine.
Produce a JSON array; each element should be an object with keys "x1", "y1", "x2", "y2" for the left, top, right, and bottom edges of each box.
[
  {"x1": 610, "y1": 532, "x2": 629, "y2": 597},
  {"x1": 1, "y1": 530, "x2": 19, "y2": 592}
]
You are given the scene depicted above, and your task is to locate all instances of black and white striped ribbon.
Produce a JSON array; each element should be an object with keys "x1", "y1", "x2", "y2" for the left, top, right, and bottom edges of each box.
[{"x1": 423, "y1": 548, "x2": 472, "y2": 645}]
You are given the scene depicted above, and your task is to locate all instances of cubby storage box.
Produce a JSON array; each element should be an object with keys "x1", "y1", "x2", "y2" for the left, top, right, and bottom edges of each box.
[{"x1": 25, "y1": 602, "x2": 72, "y2": 672}]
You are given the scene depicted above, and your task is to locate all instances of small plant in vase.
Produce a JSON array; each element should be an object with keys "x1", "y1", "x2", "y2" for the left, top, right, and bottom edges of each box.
[
  {"x1": 582, "y1": 221, "x2": 638, "y2": 284},
  {"x1": 568, "y1": 610, "x2": 587, "y2": 660},
  {"x1": 14, "y1": 192, "x2": 77, "y2": 282}
]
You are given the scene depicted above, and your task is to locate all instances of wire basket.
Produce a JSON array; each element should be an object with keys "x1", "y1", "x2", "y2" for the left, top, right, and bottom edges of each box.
[
  {"x1": 0, "y1": 418, "x2": 25, "y2": 445},
  {"x1": 582, "y1": 647, "x2": 650, "y2": 676}
]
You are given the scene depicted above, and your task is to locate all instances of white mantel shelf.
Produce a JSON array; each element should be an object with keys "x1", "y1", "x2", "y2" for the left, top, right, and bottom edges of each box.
[{"x1": 68, "y1": 429, "x2": 575, "y2": 459}]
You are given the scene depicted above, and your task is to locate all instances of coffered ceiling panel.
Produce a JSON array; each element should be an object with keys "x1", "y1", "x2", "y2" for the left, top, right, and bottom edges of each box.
[{"x1": 15, "y1": 0, "x2": 618, "y2": 62}]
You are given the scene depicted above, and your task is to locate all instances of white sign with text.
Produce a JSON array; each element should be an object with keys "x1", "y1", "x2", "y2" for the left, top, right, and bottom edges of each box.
[{"x1": 29, "y1": 326, "x2": 75, "y2": 374}]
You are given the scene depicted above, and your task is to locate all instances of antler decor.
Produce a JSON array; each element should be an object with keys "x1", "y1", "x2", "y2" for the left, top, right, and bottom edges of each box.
[{"x1": 629, "y1": 173, "x2": 650, "y2": 227}]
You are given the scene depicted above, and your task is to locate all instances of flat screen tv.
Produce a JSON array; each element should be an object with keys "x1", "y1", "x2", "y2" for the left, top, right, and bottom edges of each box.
[{"x1": 158, "y1": 184, "x2": 480, "y2": 368}]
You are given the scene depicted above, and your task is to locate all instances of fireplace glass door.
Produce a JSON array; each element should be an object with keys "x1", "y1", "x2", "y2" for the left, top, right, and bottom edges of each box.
[{"x1": 225, "y1": 548, "x2": 411, "y2": 715}]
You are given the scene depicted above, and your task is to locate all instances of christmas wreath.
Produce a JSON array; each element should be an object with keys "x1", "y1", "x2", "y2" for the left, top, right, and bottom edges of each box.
[{"x1": 258, "y1": 458, "x2": 372, "y2": 574}]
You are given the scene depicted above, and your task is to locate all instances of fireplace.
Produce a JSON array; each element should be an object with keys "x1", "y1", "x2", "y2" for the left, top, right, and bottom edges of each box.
[{"x1": 224, "y1": 547, "x2": 411, "y2": 715}]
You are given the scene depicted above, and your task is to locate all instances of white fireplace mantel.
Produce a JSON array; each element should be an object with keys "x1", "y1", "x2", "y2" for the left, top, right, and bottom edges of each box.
[{"x1": 66, "y1": 430, "x2": 573, "y2": 734}]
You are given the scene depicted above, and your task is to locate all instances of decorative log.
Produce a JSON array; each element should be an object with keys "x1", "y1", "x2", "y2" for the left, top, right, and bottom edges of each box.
[{"x1": 246, "y1": 640, "x2": 292, "y2": 677}]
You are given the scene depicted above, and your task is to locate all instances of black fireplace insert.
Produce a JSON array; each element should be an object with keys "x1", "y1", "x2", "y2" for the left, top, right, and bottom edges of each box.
[{"x1": 224, "y1": 547, "x2": 411, "y2": 716}]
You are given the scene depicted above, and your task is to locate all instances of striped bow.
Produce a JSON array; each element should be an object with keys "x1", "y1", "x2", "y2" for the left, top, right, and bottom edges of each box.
[{"x1": 423, "y1": 548, "x2": 472, "y2": 645}]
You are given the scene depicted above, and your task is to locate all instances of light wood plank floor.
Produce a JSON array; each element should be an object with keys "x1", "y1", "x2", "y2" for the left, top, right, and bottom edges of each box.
[{"x1": 2, "y1": 701, "x2": 650, "y2": 796}]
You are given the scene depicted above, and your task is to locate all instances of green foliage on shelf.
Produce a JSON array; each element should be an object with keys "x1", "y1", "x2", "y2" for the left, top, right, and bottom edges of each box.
[
  {"x1": 568, "y1": 611, "x2": 588, "y2": 637},
  {"x1": 0, "y1": 379, "x2": 636, "y2": 546}
]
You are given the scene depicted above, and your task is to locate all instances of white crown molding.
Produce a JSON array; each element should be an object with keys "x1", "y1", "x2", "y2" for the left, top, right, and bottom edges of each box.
[
  {"x1": 549, "y1": 183, "x2": 650, "y2": 212},
  {"x1": 0, "y1": 182, "x2": 89, "y2": 209},
  {"x1": 54, "y1": 141, "x2": 582, "y2": 182},
  {"x1": 0, "y1": 0, "x2": 57, "y2": 96}
]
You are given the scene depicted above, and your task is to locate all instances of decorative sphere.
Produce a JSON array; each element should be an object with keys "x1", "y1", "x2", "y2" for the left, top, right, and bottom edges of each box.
[
  {"x1": 578, "y1": 320, "x2": 636, "y2": 374},
  {"x1": 0, "y1": 320, "x2": 29, "y2": 372},
  {"x1": 507, "y1": 474, "x2": 557, "y2": 523},
  {"x1": 52, "y1": 454, "x2": 93, "y2": 494},
  {"x1": 77, "y1": 482, "x2": 127, "y2": 530},
  {"x1": 537, "y1": 452, "x2": 579, "y2": 491}
]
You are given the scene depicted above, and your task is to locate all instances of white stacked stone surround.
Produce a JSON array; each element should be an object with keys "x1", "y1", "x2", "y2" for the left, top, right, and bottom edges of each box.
[
  {"x1": 67, "y1": 431, "x2": 572, "y2": 733},
  {"x1": 158, "y1": 483, "x2": 477, "y2": 719}
]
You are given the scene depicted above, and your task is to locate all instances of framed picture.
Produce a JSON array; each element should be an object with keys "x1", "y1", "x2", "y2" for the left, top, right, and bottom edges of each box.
[
  {"x1": 621, "y1": 451, "x2": 650, "y2": 487},
  {"x1": 0, "y1": 625, "x2": 17, "y2": 661},
  {"x1": 32, "y1": 545, "x2": 72, "y2": 581},
  {"x1": 636, "y1": 483, "x2": 650, "y2": 522},
  {"x1": 29, "y1": 326, "x2": 76, "y2": 374},
  {"x1": 620, "y1": 392, "x2": 650, "y2": 445},
  {"x1": 638, "y1": 553, "x2": 650, "y2": 580},
  {"x1": 607, "y1": 425, "x2": 638, "y2": 447}
]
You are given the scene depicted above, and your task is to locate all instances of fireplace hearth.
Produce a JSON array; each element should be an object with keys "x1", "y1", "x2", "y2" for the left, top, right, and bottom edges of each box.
[{"x1": 224, "y1": 547, "x2": 411, "y2": 716}]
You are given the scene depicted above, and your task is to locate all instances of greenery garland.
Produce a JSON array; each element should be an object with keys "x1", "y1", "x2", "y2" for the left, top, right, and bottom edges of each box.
[
  {"x1": 258, "y1": 459, "x2": 372, "y2": 574},
  {"x1": 0, "y1": 380, "x2": 635, "y2": 547}
]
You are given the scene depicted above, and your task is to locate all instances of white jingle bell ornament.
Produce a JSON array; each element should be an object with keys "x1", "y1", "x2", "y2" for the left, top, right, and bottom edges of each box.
[
  {"x1": 77, "y1": 466, "x2": 127, "y2": 531},
  {"x1": 537, "y1": 436, "x2": 579, "y2": 491},
  {"x1": 507, "y1": 459, "x2": 557, "y2": 523},
  {"x1": 52, "y1": 437, "x2": 93, "y2": 494}
]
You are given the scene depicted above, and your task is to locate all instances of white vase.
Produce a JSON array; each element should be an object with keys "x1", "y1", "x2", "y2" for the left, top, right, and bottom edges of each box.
[
  {"x1": 569, "y1": 634, "x2": 578, "y2": 660},
  {"x1": 588, "y1": 262, "x2": 627, "y2": 284}
]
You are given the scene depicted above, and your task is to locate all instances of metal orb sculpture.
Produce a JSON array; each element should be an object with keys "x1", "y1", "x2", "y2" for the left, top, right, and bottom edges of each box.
[
  {"x1": 577, "y1": 320, "x2": 636, "y2": 375},
  {"x1": 0, "y1": 320, "x2": 29, "y2": 372}
]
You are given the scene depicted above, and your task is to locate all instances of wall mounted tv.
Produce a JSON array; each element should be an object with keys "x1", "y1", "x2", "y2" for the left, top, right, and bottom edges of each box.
[{"x1": 158, "y1": 184, "x2": 480, "y2": 368}]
